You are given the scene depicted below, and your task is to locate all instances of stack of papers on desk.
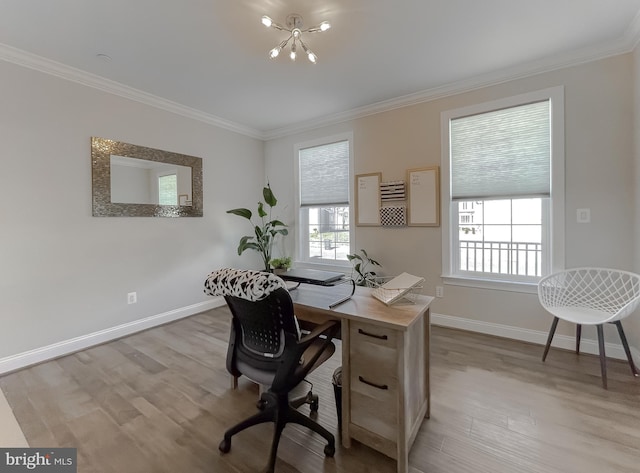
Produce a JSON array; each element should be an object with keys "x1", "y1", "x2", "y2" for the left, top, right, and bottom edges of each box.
[{"x1": 371, "y1": 272, "x2": 424, "y2": 305}]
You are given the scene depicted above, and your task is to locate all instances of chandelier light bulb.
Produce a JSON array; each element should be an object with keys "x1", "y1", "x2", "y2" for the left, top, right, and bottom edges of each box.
[
  {"x1": 319, "y1": 21, "x2": 331, "y2": 32},
  {"x1": 261, "y1": 15, "x2": 273, "y2": 27},
  {"x1": 290, "y1": 41, "x2": 297, "y2": 61},
  {"x1": 269, "y1": 38, "x2": 290, "y2": 59},
  {"x1": 300, "y1": 40, "x2": 317, "y2": 64}
]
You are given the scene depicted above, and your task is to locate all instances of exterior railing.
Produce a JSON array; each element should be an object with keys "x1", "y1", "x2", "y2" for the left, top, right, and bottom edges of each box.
[{"x1": 459, "y1": 240, "x2": 542, "y2": 277}]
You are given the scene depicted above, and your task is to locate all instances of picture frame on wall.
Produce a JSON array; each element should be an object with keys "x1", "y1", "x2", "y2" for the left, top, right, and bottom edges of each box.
[
  {"x1": 355, "y1": 172, "x2": 381, "y2": 226},
  {"x1": 407, "y1": 166, "x2": 440, "y2": 226}
]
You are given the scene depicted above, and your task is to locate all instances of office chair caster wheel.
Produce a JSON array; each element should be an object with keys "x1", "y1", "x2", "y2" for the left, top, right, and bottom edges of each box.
[
  {"x1": 310, "y1": 399, "x2": 319, "y2": 412},
  {"x1": 257, "y1": 398, "x2": 267, "y2": 410},
  {"x1": 324, "y1": 443, "x2": 335, "y2": 457},
  {"x1": 309, "y1": 393, "x2": 319, "y2": 412},
  {"x1": 218, "y1": 438, "x2": 231, "y2": 453}
]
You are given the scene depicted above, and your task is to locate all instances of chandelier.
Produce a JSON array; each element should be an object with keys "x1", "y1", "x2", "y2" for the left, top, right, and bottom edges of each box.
[{"x1": 261, "y1": 13, "x2": 331, "y2": 64}]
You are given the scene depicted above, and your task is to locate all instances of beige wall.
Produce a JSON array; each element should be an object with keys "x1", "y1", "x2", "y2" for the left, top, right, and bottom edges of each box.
[
  {"x1": 1, "y1": 47, "x2": 637, "y2": 369},
  {"x1": 266, "y1": 53, "x2": 636, "y2": 348},
  {"x1": 631, "y1": 44, "x2": 640, "y2": 349},
  {"x1": 0, "y1": 59, "x2": 263, "y2": 361}
]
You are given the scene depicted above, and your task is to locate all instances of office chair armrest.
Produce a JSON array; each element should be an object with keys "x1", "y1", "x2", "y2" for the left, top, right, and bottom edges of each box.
[
  {"x1": 271, "y1": 321, "x2": 339, "y2": 391},
  {"x1": 295, "y1": 320, "x2": 339, "y2": 374},
  {"x1": 297, "y1": 320, "x2": 340, "y2": 345}
]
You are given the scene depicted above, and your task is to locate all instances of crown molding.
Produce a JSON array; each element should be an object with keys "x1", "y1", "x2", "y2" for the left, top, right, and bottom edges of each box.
[
  {"x1": 2, "y1": 18, "x2": 640, "y2": 144},
  {"x1": 0, "y1": 43, "x2": 264, "y2": 140},
  {"x1": 263, "y1": 30, "x2": 640, "y2": 140}
]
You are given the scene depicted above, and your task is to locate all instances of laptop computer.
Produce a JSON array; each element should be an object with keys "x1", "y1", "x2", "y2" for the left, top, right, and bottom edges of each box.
[{"x1": 279, "y1": 268, "x2": 345, "y2": 286}]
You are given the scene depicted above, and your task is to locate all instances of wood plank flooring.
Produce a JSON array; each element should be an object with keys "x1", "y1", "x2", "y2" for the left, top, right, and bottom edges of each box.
[{"x1": 1, "y1": 307, "x2": 640, "y2": 472}]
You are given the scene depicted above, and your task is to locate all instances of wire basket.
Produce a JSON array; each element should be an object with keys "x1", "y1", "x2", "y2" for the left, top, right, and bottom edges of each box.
[{"x1": 369, "y1": 276, "x2": 424, "y2": 305}]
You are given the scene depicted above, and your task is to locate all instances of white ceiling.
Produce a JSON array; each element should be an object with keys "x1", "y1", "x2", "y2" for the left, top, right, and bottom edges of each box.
[{"x1": 1, "y1": 0, "x2": 639, "y2": 139}]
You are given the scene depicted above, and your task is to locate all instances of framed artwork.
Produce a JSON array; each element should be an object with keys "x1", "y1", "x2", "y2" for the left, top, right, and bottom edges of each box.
[
  {"x1": 407, "y1": 166, "x2": 440, "y2": 226},
  {"x1": 355, "y1": 173, "x2": 381, "y2": 226}
]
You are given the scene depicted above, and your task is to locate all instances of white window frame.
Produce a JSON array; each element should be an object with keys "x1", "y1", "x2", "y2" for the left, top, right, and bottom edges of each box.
[
  {"x1": 441, "y1": 87, "x2": 565, "y2": 293},
  {"x1": 294, "y1": 132, "x2": 354, "y2": 270}
]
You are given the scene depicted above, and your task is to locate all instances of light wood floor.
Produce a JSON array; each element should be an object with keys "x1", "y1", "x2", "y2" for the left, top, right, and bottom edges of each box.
[{"x1": 2, "y1": 307, "x2": 640, "y2": 473}]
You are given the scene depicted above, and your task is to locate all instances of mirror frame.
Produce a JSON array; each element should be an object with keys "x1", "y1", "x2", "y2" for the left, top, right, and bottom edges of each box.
[{"x1": 91, "y1": 137, "x2": 203, "y2": 217}]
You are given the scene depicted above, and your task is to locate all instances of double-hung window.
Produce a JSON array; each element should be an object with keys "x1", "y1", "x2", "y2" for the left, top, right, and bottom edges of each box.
[
  {"x1": 441, "y1": 87, "x2": 564, "y2": 290},
  {"x1": 296, "y1": 135, "x2": 352, "y2": 264},
  {"x1": 158, "y1": 173, "x2": 178, "y2": 205}
]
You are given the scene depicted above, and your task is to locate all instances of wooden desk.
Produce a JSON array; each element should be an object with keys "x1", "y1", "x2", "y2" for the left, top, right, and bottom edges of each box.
[{"x1": 289, "y1": 284, "x2": 433, "y2": 473}]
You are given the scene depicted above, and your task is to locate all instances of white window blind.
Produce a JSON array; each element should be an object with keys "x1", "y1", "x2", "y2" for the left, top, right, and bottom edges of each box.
[
  {"x1": 299, "y1": 140, "x2": 349, "y2": 207},
  {"x1": 451, "y1": 100, "x2": 550, "y2": 201}
]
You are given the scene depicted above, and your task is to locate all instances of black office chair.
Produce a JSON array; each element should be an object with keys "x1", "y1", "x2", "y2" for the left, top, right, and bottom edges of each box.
[{"x1": 204, "y1": 268, "x2": 339, "y2": 473}]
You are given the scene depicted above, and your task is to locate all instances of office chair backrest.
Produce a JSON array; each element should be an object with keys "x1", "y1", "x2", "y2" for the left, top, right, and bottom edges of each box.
[
  {"x1": 204, "y1": 268, "x2": 301, "y2": 388},
  {"x1": 225, "y1": 288, "x2": 299, "y2": 370}
]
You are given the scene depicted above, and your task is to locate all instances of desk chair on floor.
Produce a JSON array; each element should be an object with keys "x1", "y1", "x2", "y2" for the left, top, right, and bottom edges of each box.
[
  {"x1": 204, "y1": 268, "x2": 339, "y2": 473},
  {"x1": 538, "y1": 267, "x2": 640, "y2": 388}
]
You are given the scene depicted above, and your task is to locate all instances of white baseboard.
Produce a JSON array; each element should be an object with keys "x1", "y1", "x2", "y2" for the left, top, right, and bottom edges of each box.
[
  {"x1": 3, "y1": 304, "x2": 637, "y2": 376},
  {"x1": 431, "y1": 312, "x2": 640, "y2": 362},
  {"x1": 0, "y1": 297, "x2": 226, "y2": 375}
]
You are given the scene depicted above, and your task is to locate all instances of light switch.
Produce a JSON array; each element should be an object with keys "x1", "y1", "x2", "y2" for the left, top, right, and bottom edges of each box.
[{"x1": 577, "y1": 208, "x2": 590, "y2": 223}]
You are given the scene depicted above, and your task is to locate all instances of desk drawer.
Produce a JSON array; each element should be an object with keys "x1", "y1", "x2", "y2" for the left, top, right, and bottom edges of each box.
[
  {"x1": 350, "y1": 322, "x2": 396, "y2": 348},
  {"x1": 349, "y1": 321, "x2": 399, "y2": 441}
]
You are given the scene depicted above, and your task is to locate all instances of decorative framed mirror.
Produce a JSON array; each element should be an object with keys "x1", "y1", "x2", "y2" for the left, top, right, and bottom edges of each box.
[{"x1": 91, "y1": 137, "x2": 203, "y2": 217}]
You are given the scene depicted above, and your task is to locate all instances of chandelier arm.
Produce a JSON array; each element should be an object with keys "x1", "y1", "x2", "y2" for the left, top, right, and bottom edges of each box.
[
  {"x1": 281, "y1": 34, "x2": 293, "y2": 48},
  {"x1": 304, "y1": 21, "x2": 330, "y2": 33},
  {"x1": 299, "y1": 38, "x2": 317, "y2": 63}
]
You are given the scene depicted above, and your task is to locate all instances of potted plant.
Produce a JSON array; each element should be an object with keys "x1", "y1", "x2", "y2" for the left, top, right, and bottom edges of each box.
[
  {"x1": 270, "y1": 256, "x2": 292, "y2": 275},
  {"x1": 227, "y1": 183, "x2": 288, "y2": 272},
  {"x1": 346, "y1": 249, "x2": 382, "y2": 286}
]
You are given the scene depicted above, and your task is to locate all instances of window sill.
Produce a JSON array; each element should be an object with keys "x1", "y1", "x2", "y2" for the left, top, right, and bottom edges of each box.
[
  {"x1": 294, "y1": 260, "x2": 351, "y2": 275},
  {"x1": 442, "y1": 275, "x2": 538, "y2": 294}
]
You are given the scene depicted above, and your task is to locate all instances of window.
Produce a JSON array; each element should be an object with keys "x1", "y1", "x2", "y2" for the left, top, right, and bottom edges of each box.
[
  {"x1": 296, "y1": 135, "x2": 352, "y2": 264},
  {"x1": 441, "y1": 87, "x2": 564, "y2": 290},
  {"x1": 158, "y1": 173, "x2": 177, "y2": 205}
]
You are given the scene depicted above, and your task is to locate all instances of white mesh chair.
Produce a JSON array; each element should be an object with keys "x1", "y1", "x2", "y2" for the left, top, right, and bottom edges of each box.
[{"x1": 538, "y1": 268, "x2": 640, "y2": 388}]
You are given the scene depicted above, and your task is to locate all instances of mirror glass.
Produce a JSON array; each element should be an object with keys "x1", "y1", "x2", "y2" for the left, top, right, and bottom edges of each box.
[
  {"x1": 110, "y1": 156, "x2": 193, "y2": 206},
  {"x1": 92, "y1": 137, "x2": 203, "y2": 217}
]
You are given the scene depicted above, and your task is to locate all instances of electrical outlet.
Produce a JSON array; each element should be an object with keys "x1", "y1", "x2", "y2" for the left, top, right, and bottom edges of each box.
[
  {"x1": 436, "y1": 286, "x2": 444, "y2": 298},
  {"x1": 127, "y1": 292, "x2": 137, "y2": 304},
  {"x1": 577, "y1": 208, "x2": 591, "y2": 223}
]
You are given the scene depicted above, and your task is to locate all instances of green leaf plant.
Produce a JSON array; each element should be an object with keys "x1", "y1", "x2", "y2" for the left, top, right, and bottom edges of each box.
[
  {"x1": 227, "y1": 183, "x2": 288, "y2": 272},
  {"x1": 269, "y1": 256, "x2": 292, "y2": 270},
  {"x1": 346, "y1": 249, "x2": 382, "y2": 286}
]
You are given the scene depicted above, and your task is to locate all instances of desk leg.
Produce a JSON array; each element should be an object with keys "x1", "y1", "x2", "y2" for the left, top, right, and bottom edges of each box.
[
  {"x1": 425, "y1": 308, "x2": 431, "y2": 418},
  {"x1": 341, "y1": 318, "x2": 351, "y2": 448},
  {"x1": 397, "y1": 332, "x2": 409, "y2": 473}
]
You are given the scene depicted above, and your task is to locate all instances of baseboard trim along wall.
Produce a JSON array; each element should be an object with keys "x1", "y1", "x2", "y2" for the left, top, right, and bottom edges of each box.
[
  {"x1": 431, "y1": 312, "x2": 640, "y2": 362},
  {"x1": 0, "y1": 298, "x2": 226, "y2": 376},
  {"x1": 3, "y1": 303, "x2": 638, "y2": 376}
]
